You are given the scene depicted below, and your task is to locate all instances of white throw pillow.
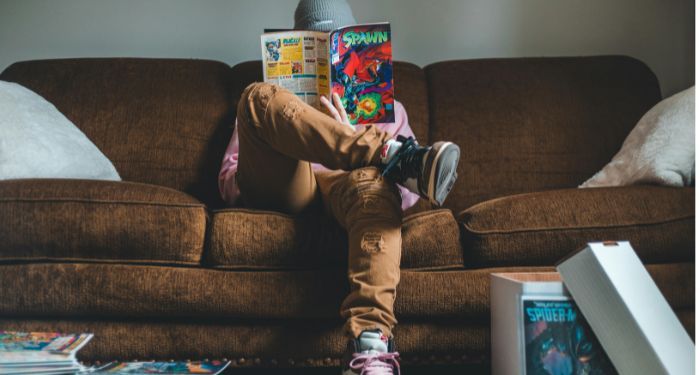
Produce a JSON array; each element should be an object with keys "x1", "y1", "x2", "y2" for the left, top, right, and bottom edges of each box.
[
  {"x1": 0, "y1": 80, "x2": 120, "y2": 181},
  {"x1": 580, "y1": 86, "x2": 694, "y2": 188}
]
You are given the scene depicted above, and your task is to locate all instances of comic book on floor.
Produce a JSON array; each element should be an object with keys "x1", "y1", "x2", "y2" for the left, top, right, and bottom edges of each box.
[
  {"x1": 261, "y1": 22, "x2": 394, "y2": 125},
  {"x1": 92, "y1": 361, "x2": 230, "y2": 374},
  {"x1": 0, "y1": 332, "x2": 94, "y2": 375}
]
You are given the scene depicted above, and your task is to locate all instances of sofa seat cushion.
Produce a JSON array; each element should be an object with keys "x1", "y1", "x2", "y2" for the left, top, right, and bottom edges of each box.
[
  {"x1": 0, "y1": 263, "x2": 691, "y2": 320},
  {"x1": 0, "y1": 312, "x2": 693, "y2": 365},
  {"x1": 206, "y1": 208, "x2": 463, "y2": 270},
  {"x1": 459, "y1": 186, "x2": 694, "y2": 267},
  {"x1": 0, "y1": 179, "x2": 207, "y2": 264}
]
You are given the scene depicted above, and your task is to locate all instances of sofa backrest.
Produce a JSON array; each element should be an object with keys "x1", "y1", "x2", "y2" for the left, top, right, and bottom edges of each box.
[
  {"x1": 0, "y1": 58, "x2": 235, "y2": 208},
  {"x1": 1, "y1": 56, "x2": 662, "y2": 212},
  {"x1": 426, "y1": 56, "x2": 661, "y2": 212}
]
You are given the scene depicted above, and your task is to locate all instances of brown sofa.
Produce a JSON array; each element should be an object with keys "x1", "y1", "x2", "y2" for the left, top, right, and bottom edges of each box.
[{"x1": 0, "y1": 56, "x2": 694, "y2": 369}]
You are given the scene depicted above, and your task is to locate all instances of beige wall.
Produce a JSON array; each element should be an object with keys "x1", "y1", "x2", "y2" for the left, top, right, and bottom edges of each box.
[{"x1": 0, "y1": 0, "x2": 694, "y2": 96}]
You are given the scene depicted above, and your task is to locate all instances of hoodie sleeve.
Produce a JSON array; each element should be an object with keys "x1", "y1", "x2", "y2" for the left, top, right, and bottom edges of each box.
[
  {"x1": 389, "y1": 101, "x2": 421, "y2": 210},
  {"x1": 218, "y1": 123, "x2": 241, "y2": 206}
]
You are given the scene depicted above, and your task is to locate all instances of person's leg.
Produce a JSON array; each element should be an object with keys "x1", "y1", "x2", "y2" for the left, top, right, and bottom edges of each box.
[
  {"x1": 235, "y1": 82, "x2": 394, "y2": 213},
  {"x1": 235, "y1": 84, "x2": 313, "y2": 213},
  {"x1": 237, "y1": 82, "x2": 461, "y2": 212},
  {"x1": 315, "y1": 168, "x2": 403, "y2": 339}
]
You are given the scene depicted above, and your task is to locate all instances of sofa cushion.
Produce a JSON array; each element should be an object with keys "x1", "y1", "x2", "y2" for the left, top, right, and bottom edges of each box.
[
  {"x1": 230, "y1": 60, "x2": 430, "y2": 144},
  {"x1": 0, "y1": 179, "x2": 207, "y2": 264},
  {"x1": 0, "y1": 81, "x2": 120, "y2": 181},
  {"x1": 0, "y1": 58, "x2": 235, "y2": 208},
  {"x1": 426, "y1": 56, "x2": 662, "y2": 212},
  {"x1": 0, "y1": 262, "x2": 691, "y2": 320},
  {"x1": 206, "y1": 208, "x2": 462, "y2": 270},
  {"x1": 459, "y1": 186, "x2": 694, "y2": 266}
]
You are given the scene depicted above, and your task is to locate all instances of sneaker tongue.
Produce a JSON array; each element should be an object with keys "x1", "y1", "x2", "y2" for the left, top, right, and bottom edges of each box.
[{"x1": 358, "y1": 331, "x2": 388, "y2": 353}]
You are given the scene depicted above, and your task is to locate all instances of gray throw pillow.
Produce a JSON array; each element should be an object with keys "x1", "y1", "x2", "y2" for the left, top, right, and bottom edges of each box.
[
  {"x1": 0, "y1": 80, "x2": 120, "y2": 181},
  {"x1": 580, "y1": 86, "x2": 694, "y2": 188}
]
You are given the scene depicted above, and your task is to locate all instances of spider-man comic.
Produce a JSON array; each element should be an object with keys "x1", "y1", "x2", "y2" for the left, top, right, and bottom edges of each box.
[{"x1": 523, "y1": 299, "x2": 616, "y2": 375}]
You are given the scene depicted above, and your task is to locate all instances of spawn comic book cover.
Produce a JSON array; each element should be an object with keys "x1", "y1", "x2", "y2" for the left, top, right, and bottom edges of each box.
[
  {"x1": 330, "y1": 22, "x2": 394, "y2": 125},
  {"x1": 523, "y1": 299, "x2": 616, "y2": 375}
]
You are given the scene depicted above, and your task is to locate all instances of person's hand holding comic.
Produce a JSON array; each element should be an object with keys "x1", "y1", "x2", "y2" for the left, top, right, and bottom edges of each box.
[{"x1": 321, "y1": 92, "x2": 354, "y2": 128}]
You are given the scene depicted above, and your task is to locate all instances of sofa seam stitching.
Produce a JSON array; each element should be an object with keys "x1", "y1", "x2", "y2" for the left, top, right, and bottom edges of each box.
[
  {"x1": 462, "y1": 214, "x2": 694, "y2": 235},
  {"x1": 0, "y1": 198, "x2": 205, "y2": 208}
]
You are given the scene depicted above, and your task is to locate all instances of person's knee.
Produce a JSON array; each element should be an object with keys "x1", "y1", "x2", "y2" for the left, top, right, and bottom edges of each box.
[
  {"x1": 345, "y1": 167, "x2": 402, "y2": 217},
  {"x1": 244, "y1": 82, "x2": 280, "y2": 107},
  {"x1": 237, "y1": 82, "x2": 282, "y2": 126}
]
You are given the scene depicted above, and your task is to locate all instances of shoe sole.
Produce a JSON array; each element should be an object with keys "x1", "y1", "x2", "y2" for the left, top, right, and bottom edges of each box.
[{"x1": 424, "y1": 142, "x2": 460, "y2": 206}]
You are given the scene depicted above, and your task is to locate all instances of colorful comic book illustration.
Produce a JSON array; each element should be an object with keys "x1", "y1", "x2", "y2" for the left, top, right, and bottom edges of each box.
[
  {"x1": 93, "y1": 360, "x2": 230, "y2": 375},
  {"x1": 261, "y1": 22, "x2": 393, "y2": 126},
  {"x1": 330, "y1": 23, "x2": 393, "y2": 125},
  {"x1": 523, "y1": 299, "x2": 616, "y2": 375},
  {"x1": 0, "y1": 332, "x2": 93, "y2": 355}
]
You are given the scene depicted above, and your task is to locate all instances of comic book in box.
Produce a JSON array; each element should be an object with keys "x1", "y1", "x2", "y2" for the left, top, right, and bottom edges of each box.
[{"x1": 490, "y1": 273, "x2": 616, "y2": 375}]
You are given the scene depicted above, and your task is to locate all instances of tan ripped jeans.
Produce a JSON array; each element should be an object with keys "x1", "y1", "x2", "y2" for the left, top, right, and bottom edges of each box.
[{"x1": 234, "y1": 82, "x2": 402, "y2": 339}]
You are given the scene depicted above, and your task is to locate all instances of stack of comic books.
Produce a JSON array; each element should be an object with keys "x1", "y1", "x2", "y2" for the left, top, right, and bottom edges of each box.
[{"x1": 0, "y1": 331, "x2": 94, "y2": 375}]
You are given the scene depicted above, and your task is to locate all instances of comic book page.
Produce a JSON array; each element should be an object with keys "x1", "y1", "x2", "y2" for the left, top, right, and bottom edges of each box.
[
  {"x1": 330, "y1": 22, "x2": 394, "y2": 125},
  {"x1": 315, "y1": 34, "x2": 331, "y2": 103},
  {"x1": 261, "y1": 30, "x2": 327, "y2": 108}
]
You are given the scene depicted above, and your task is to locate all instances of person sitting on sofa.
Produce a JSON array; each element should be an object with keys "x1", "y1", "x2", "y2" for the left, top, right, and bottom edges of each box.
[{"x1": 218, "y1": 0, "x2": 460, "y2": 373}]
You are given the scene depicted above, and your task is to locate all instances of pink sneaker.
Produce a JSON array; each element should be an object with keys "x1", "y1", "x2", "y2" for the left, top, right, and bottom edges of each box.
[{"x1": 341, "y1": 330, "x2": 400, "y2": 375}]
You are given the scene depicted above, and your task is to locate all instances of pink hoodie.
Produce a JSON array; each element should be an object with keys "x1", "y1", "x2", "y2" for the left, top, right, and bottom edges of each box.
[{"x1": 219, "y1": 100, "x2": 420, "y2": 210}]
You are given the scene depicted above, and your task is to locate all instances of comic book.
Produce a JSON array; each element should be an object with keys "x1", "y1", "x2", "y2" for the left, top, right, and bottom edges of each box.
[
  {"x1": 0, "y1": 332, "x2": 94, "y2": 375},
  {"x1": 261, "y1": 22, "x2": 393, "y2": 125},
  {"x1": 0, "y1": 332, "x2": 93, "y2": 355},
  {"x1": 522, "y1": 298, "x2": 616, "y2": 374},
  {"x1": 93, "y1": 360, "x2": 230, "y2": 375}
]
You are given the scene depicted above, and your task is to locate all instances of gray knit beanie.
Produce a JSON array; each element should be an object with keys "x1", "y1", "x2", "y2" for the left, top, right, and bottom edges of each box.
[{"x1": 294, "y1": 0, "x2": 356, "y2": 32}]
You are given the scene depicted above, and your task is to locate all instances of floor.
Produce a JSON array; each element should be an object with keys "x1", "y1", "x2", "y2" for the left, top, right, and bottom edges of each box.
[{"x1": 222, "y1": 364, "x2": 490, "y2": 374}]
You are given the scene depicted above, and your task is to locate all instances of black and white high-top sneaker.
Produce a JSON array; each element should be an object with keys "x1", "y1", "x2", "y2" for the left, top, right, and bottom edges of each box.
[{"x1": 380, "y1": 135, "x2": 460, "y2": 206}]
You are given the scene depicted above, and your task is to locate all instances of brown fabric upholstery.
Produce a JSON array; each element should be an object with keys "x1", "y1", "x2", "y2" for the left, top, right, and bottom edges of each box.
[
  {"x1": 230, "y1": 61, "x2": 430, "y2": 144},
  {"x1": 459, "y1": 186, "x2": 695, "y2": 266},
  {"x1": 0, "y1": 263, "x2": 691, "y2": 320},
  {"x1": 0, "y1": 57, "x2": 693, "y2": 368},
  {"x1": 206, "y1": 208, "x2": 462, "y2": 269},
  {"x1": 0, "y1": 319, "x2": 490, "y2": 365},
  {"x1": 0, "y1": 308, "x2": 692, "y2": 365},
  {"x1": 0, "y1": 179, "x2": 206, "y2": 264},
  {"x1": 426, "y1": 56, "x2": 662, "y2": 212},
  {"x1": 0, "y1": 58, "x2": 235, "y2": 208}
]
